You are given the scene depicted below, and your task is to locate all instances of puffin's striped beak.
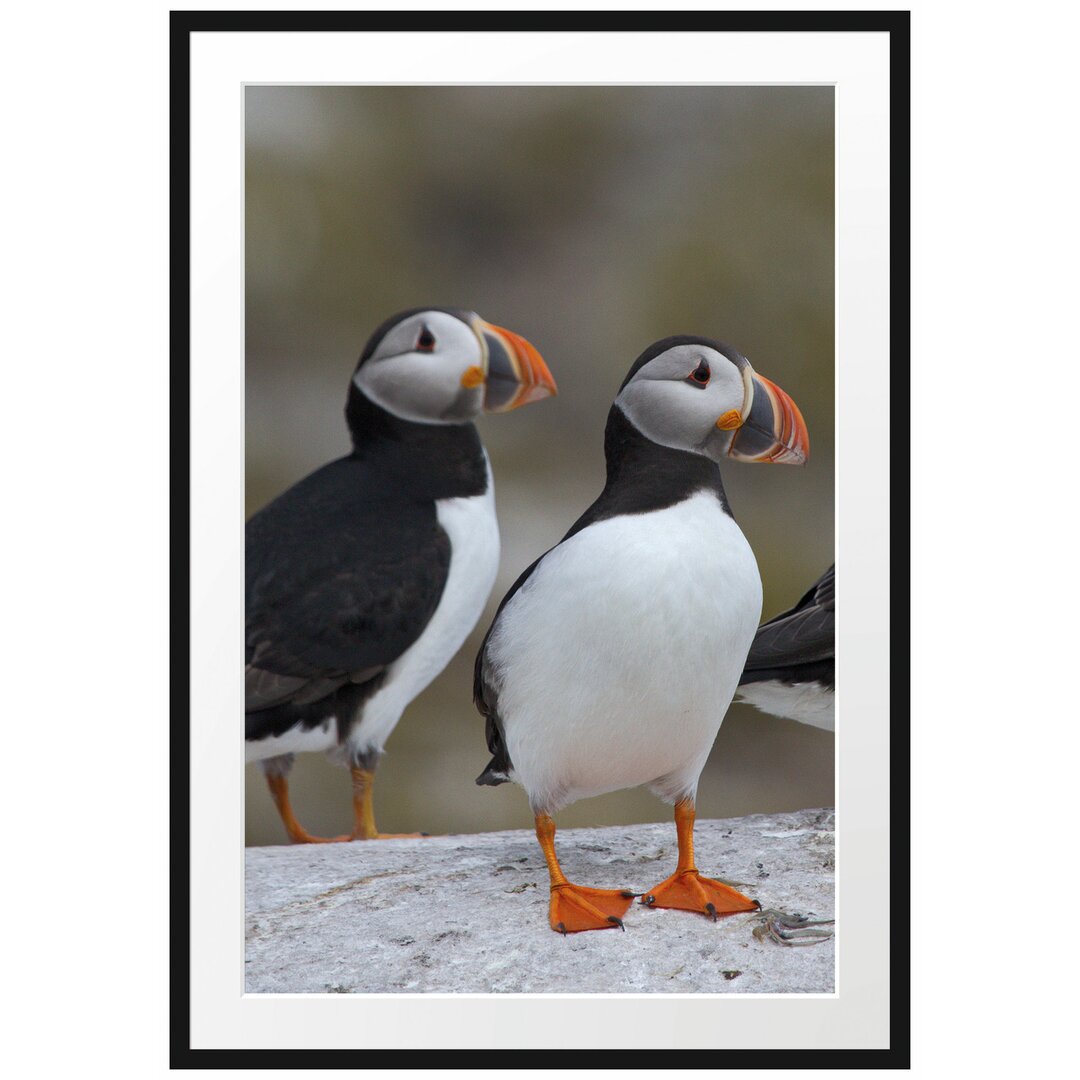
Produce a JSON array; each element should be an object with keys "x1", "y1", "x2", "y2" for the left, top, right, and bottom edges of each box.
[
  {"x1": 724, "y1": 371, "x2": 810, "y2": 465},
  {"x1": 476, "y1": 320, "x2": 557, "y2": 412}
]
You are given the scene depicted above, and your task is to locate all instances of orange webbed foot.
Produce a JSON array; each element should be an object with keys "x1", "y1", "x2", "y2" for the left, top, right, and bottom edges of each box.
[
  {"x1": 641, "y1": 869, "x2": 759, "y2": 920},
  {"x1": 286, "y1": 828, "x2": 428, "y2": 844},
  {"x1": 285, "y1": 829, "x2": 353, "y2": 845},
  {"x1": 549, "y1": 883, "x2": 636, "y2": 934}
]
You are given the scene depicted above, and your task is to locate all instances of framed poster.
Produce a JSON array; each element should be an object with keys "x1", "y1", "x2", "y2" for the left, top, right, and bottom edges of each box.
[{"x1": 173, "y1": 9, "x2": 908, "y2": 1067}]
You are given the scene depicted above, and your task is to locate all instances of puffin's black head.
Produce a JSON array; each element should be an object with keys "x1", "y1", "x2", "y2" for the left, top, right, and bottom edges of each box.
[
  {"x1": 348, "y1": 308, "x2": 556, "y2": 426},
  {"x1": 613, "y1": 335, "x2": 809, "y2": 465}
]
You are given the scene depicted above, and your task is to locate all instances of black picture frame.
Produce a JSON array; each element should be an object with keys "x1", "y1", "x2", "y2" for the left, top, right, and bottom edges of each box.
[{"x1": 171, "y1": 8, "x2": 910, "y2": 1068}]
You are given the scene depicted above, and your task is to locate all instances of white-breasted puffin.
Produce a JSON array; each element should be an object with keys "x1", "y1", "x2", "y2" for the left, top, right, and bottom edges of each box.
[
  {"x1": 474, "y1": 335, "x2": 809, "y2": 933},
  {"x1": 737, "y1": 565, "x2": 835, "y2": 730},
  {"x1": 247, "y1": 308, "x2": 556, "y2": 843}
]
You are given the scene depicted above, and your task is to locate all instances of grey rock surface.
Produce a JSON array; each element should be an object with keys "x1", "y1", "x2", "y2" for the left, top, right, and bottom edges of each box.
[{"x1": 245, "y1": 807, "x2": 834, "y2": 994}]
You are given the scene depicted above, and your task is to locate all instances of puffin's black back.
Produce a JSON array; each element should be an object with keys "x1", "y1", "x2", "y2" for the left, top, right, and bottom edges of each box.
[{"x1": 246, "y1": 367, "x2": 490, "y2": 743}]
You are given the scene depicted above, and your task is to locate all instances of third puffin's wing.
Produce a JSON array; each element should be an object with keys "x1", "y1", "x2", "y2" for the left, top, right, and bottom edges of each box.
[{"x1": 742, "y1": 564, "x2": 835, "y2": 677}]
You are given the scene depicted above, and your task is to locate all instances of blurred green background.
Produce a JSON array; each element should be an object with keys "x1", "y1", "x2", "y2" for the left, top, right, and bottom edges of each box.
[{"x1": 245, "y1": 86, "x2": 834, "y2": 846}]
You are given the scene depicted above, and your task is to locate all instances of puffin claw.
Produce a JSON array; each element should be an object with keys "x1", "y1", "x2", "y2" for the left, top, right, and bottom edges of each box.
[
  {"x1": 547, "y1": 883, "x2": 635, "y2": 933},
  {"x1": 641, "y1": 868, "x2": 759, "y2": 919}
]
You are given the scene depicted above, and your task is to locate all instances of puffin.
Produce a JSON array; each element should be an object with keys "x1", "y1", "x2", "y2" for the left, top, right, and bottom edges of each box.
[
  {"x1": 246, "y1": 307, "x2": 556, "y2": 843},
  {"x1": 737, "y1": 564, "x2": 835, "y2": 730},
  {"x1": 474, "y1": 335, "x2": 809, "y2": 933}
]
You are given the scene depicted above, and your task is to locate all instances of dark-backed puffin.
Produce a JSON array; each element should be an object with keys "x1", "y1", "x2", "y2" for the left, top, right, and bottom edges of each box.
[
  {"x1": 474, "y1": 335, "x2": 808, "y2": 933},
  {"x1": 247, "y1": 308, "x2": 556, "y2": 843},
  {"x1": 737, "y1": 564, "x2": 834, "y2": 730}
]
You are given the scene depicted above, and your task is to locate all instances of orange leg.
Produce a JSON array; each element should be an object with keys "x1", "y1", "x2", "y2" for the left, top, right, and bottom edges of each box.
[
  {"x1": 535, "y1": 815, "x2": 635, "y2": 934},
  {"x1": 641, "y1": 800, "x2": 760, "y2": 920},
  {"x1": 264, "y1": 772, "x2": 350, "y2": 844},
  {"x1": 264, "y1": 767, "x2": 423, "y2": 844},
  {"x1": 348, "y1": 766, "x2": 424, "y2": 840}
]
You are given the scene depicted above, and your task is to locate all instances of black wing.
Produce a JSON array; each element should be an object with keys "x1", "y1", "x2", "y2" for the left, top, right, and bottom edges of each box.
[
  {"x1": 740, "y1": 564, "x2": 835, "y2": 683},
  {"x1": 472, "y1": 552, "x2": 547, "y2": 784},
  {"x1": 247, "y1": 456, "x2": 451, "y2": 715}
]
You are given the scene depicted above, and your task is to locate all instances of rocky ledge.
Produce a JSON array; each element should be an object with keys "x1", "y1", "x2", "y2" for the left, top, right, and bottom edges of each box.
[{"x1": 245, "y1": 807, "x2": 835, "y2": 994}]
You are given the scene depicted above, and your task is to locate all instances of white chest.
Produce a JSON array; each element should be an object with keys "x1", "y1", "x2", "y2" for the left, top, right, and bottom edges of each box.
[
  {"x1": 347, "y1": 459, "x2": 501, "y2": 756},
  {"x1": 488, "y1": 491, "x2": 763, "y2": 811}
]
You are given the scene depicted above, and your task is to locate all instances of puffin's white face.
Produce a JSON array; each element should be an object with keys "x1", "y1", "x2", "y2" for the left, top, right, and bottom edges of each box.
[
  {"x1": 353, "y1": 309, "x2": 555, "y2": 425},
  {"x1": 616, "y1": 341, "x2": 809, "y2": 465}
]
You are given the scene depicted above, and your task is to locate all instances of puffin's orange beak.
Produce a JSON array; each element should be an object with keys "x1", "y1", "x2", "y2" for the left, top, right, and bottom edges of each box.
[
  {"x1": 724, "y1": 371, "x2": 809, "y2": 465},
  {"x1": 476, "y1": 320, "x2": 557, "y2": 412}
]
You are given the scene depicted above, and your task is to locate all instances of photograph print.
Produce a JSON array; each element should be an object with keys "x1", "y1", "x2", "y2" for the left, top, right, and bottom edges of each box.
[{"x1": 243, "y1": 82, "x2": 837, "y2": 995}]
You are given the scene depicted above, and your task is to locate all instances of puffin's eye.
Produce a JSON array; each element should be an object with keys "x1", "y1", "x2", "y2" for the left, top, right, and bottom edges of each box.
[
  {"x1": 416, "y1": 326, "x2": 436, "y2": 353},
  {"x1": 687, "y1": 360, "x2": 710, "y2": 387}
]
